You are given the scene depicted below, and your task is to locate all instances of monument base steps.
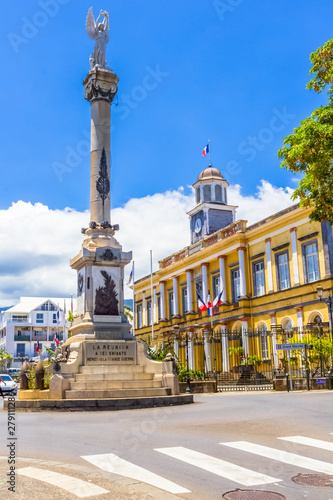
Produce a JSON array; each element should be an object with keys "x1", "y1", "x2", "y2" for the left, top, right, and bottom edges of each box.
[{"x1": 65, "y1": 387, "x2": 171, "y2": 399}]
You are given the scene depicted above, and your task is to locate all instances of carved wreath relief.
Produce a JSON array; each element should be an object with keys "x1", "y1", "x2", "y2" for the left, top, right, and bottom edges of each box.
[
  {"x1": 77, "y1": 273, "x2": 84, "y2": 296},
  {"x1": 94, "y1": 270, "x2": 119, "y2": 315},
  {"x1": 96, "y1": 147, "x2": 110, "y2": 205}
]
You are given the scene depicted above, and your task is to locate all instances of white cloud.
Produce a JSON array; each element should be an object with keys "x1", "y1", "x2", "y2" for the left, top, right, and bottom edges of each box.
[{"x1": 0, "y1": 181, "x2": 295, "y2": 306}]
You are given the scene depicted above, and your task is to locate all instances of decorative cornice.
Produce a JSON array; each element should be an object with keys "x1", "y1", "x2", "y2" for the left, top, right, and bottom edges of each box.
[
  {"x1": 84, "y1": 80, "x2": 117, "y2": 104},
  {"x1": 298, "y1": 231, "x2": 319, "y2": 242}
]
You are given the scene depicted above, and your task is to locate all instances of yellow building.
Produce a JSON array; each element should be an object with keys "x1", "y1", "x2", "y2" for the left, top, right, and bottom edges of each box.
[{"x1": 134, "y1": 166, "x2": 333, "y2": 379}]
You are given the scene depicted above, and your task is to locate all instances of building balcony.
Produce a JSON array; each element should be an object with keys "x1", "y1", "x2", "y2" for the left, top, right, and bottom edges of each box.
[
  {"x1": 48, "y1": 334, "x2": 63, "y2": 341},
  {"x1": 14, "y1": 335, "x2": 31, "y2": 341},
  {"x1": 31, "y1": 334, "x2": 47, "y2": 342}
]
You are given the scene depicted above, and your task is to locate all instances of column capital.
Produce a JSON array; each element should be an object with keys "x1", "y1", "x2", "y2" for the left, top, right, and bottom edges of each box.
[
  {"x1": 269, "y1": 312, "x2": 276, "y2": 318},
  {"x1": 265, "y1": 237, "x2": 271, "y2": 243},
  {"x1": 290, "y1": 227, "x2": 297, "y2": 233},
  {"x1": 218, "y1": 255, "x2": 227, "y2": 260},
  {"x1": 159, "y1": 280, "x2": 166, "y2": 285},
  {"x1": 219, "y1": 321, "x2": 229, "y2": 326},
  {"x1": 153, "y1": 286, "x2": 156, "y2": 290},
  {"x1": 201, "y1": 262, "x2": 209, "y2": 267},
  {"x1": 295, "y1": 306, "x2": 303, "y2": 312},
  {"x1": 83, "y1": 68, "x2": 119, "y2": 104},
  {"x1": 172, "y1": 275, "x2": 178, "y2": 280},
  {"x1": 237, "y1": 246, "x2": 246, "y2": 252},
  {"x1": 185, "y1": 269, "x2": 193, "y2": 274}
]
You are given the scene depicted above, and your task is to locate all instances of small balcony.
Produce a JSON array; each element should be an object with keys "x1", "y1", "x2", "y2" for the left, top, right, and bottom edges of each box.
[
  {"x1": 14, "y1": 335, "x2": 31, "y2": 341},
  {"x1": 31, "y1": 334, "x2": 47, "y2": 342},
  {"x1": 48, "y1": 333, "x2": 63, "y2": 341}
]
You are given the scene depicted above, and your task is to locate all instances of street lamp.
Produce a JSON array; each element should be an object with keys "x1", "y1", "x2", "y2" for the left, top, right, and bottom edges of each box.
[
  {"x1": 316, "y1": 286, "x2": 333, "y2": 339},
  {"x1": 317, "y1": 285, "x2": 333, "y2": 374}
]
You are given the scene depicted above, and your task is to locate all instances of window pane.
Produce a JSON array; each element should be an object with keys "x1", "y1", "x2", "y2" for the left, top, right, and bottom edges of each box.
[
  {"x1": 305, "y1": 243, "x2": 319, "y2": 282},
  {"x1": 278, "y1": 253, "x2": 290, "y2": 289},
  {"x1": 254, "y1": 261, "x2": 265, "y2": 296}
]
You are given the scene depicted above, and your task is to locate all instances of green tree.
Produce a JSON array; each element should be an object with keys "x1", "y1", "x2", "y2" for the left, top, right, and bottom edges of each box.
[
  {"x1": 0, "y1": 348, "x2": 13, "y2": 372},
  {"x1": 124, "y1": 305, "x2": 133, "y2": 322},
  {"x1": 278, "y1": 38, "x2": 333, "y2": 223}
]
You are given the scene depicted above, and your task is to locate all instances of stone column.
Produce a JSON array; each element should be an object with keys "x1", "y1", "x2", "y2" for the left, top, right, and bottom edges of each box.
[
  {"x1": 241, "y1": 318, "x2": 249, "y2": 356},
  {"x1": 296, "y1": 306, "x2": 303, "y2": 334},
  {"x1": 186, "y1": 270, "x2": 193, "y2": 312},
  {"x1": 221, "y1": 323, "x2": 230, "y2": 372},
  {"x1": 173, "y1": 336, "x2": 179, "y2": 358},
  {"x1": 83, "y1": 68, "x2": 119, "y2": 225},
  {"x1": 142, "y1": 291, "x2": 146, "y2": 327},
  {"x1": 218, "y1": 256, "x2": 227, "y2": 303},
  {"x1": 153, "y1": 286, "x2": 156, "y2": 324},
  {"x1": 290, "y1": 228, "x2": 300, "y2": 286},
  {"x1": 238, "y1": 247, "x2": 247, "y2": 298},
  {"x1": 270, "y1": 312, "x2": 279, "y2": 369},
  {"x1": 188, "y1": 331, "x2": 194, "y2": 370},
  {"x1": 172, "y1": 276, "x2": 179, "y2": 316},
  {"x1": 159, "y1": 281, "x2": 166, "y2": 320},
  {"x1": 265, "y1": 238, "x2": 274, "y2": 293},
  {"x1": 202, "y1": 264, "x2": 208, "y2": 302},
  {"x1": 204, "y1": 330, "x2": 212, "y2": 372}
]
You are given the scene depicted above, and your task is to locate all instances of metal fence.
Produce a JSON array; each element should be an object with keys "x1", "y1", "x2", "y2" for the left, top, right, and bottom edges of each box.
[{"x1": 158, "y1": 326, "x2": 333, "y2": 389}]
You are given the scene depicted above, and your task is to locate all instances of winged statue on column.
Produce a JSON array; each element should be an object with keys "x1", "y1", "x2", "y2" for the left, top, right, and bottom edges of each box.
[{"x1": 86, "y1": 8, "x2": 109, "y2": 70}]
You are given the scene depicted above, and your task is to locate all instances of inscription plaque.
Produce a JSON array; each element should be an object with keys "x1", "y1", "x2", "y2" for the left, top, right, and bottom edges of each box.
[
  {"x1": 95, "y1": 331, "x2": 122, "y2": 340},
  {"x1": 85, "y1": 341, "x2": 136, "y2": 365}
]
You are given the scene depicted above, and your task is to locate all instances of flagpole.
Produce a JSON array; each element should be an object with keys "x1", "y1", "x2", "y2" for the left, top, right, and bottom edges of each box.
[
  {"x1": 132, "y1": 261, "x2": 135, "y2": 338},
  {"x1": 150, "y1": 250, "x2": 154, "y2": 340},
  {"x1": 208, "y1": 139, "x2": 211, "y2": 165}
]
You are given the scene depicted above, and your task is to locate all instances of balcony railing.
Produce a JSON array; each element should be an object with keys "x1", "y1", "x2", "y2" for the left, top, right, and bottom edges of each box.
[
  {"x1": 31, "y1": 334, "x2": 47, "y2": 341},
  {"x1": 14, "y1": 335, "x2": 30, "y2": 341},
  {"x1": 48, "y1": 334, "x2": 63, "y2": 341}
]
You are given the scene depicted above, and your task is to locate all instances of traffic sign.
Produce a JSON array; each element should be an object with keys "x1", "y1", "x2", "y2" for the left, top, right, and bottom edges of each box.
[{"x1": 276, "y1": 343, "x2": 306, "y2": 350}]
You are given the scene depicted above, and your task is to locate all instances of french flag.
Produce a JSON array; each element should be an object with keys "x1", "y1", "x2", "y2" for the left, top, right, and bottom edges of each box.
[
  {"x1": 197, "y1": 292, "x2": 207, "y2": 312},
  {"x1": 54, "y1": 332, "x2": 60, "y2": 345},
  {"x1": 202, "y1": 143, "x2": 209, "y2": 157},
  {"x1": 56, "y1": 304, "x2": 60, "y2": 325},
  {"x1": 207, "y1": 292, "x2": 213, "y2": 316},
  {"x1": 35, "y1": 340, "x2": 40, "y2": 353},
  {"x1": 213, "y1": 291, "x2": 223, "y2": 307}
]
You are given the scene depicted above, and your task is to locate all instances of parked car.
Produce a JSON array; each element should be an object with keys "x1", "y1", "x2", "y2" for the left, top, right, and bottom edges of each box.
[
  {"x1": 6, "y1": 368, "x2": 21, "y2": 381},
  {"x1": 0, "y1": 374, "x2": 18, "y2": 396}
]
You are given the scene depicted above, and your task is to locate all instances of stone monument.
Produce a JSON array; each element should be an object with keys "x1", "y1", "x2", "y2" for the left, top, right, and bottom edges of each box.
[
  {"x1": 70, "y1": 7, "x2": 131, "y2": 340},
  {"x1": 15, "y1": 7, "x2": 191, "y2": 409}
]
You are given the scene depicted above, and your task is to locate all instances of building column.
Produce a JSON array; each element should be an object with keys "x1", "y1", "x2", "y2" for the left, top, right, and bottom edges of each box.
[
  {"x1": 172, "y1": 276, "x2": 179, "y2": 316},
  {"x1": 270, "y1": 312, "x2": 279, "y2": 369},
  {"x1": 296, "y1": 306, "x2": 303, "y2": 334},
  {"x1": 221, "y1": 323, "x2": 230, "y2": 372},
  {"x1": 188, "y1": 331, "x2": 194, "y2": 370},
  {"x1": 153, "y1": 286, "x2": 156, "y2": 324},
  {"x1": 204, "y1": 330, "x2": 212, "y2": 373},
  {"x1": 265, "y1": 238, "x2": 274, "y2": 292},
  {"x1": 142, "y1": 291, "x2": 146, "y2": 327},
  {"x1": 241, "y1": 318, "x2": 249, "y2": 356},
  {"x1": 290, "y1": 228, "x2": 300, "y2": 286},
  {"x1": 202, "y1": 263, "x2": 208, "y2": 302},
  {"x1": 186, "y1": 270, "x2": 193, "y2": 312},
  {"x1": 173, "y1": 335, "x2": 179, "y2": 358},
  {"x1": 237, "y1": 247, "x2": 247, "y2": 298},
  {"x1": 218, "y1": 256, "x2": 227, "y2": 303},
  {"x1": 159, "y1": 281, "x2": 166, "y2": 320}
]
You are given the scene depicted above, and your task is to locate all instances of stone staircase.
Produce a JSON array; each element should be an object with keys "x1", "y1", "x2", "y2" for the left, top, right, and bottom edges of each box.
[{"x1": 65, "y1": 364, "x2": 171, "y2": 400}]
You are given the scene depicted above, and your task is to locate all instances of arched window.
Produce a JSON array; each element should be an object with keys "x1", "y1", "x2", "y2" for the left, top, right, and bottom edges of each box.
[
  {"x1": 196, "y1": 187, "x2": 200, "y2": 203},
  {"x1": 215, "y1": 184, "x2": 222, "y2": 202},
  {"x1": 257, "y1": 322, "x2": 268, "y2": 333},
  {"x1": 281, "y1": 318, "x2": 293, "y2": 331},
  {"x1": 203, "y1": 185, "x2": 211, "y2": 202}
]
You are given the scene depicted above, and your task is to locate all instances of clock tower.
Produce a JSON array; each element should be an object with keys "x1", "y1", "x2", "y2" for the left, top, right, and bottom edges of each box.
[{"x1": 187, "y1": 165, "x2": 238, "y2": 244}]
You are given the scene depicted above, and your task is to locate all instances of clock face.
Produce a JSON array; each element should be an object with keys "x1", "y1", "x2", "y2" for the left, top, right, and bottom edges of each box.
[{"x1": 194, "y1": 218, "x2": 202, "y2": 234}]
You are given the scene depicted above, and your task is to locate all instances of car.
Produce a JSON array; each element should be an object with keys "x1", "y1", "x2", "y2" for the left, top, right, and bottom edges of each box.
[
  {"x1": 0, "y1": 374, "x2": 18, "y2": 396},
  {"x1": 6, "y1": 368, "x2": 21, "y2": 381}
]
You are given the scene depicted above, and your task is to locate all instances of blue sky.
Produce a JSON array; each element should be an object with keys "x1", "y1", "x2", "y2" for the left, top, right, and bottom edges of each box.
[
  {"x1": 1, "y1": 0, "x2": 332, "y2": 211},
  {"x1": 0, "y1": 1, "x2": 332, "y2": 306}
]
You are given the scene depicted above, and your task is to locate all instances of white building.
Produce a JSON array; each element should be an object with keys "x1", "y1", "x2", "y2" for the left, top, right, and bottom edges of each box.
[{"x1": 0, "y1": 297, "x2": 77, "y2": 362}]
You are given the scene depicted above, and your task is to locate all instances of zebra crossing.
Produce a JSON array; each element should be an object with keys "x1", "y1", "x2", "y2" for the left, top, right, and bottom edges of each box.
[{"x1": 82, "y1": 432, "x2": 333, "y2": 496}]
